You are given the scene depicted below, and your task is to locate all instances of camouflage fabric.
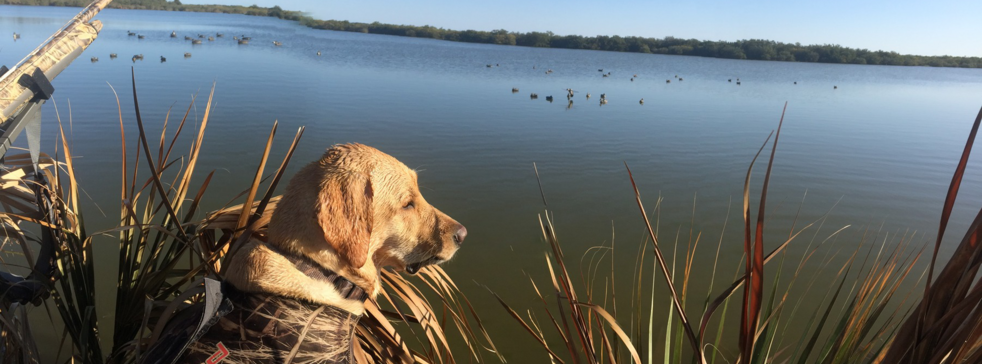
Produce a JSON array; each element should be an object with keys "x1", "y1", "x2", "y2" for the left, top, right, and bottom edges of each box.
[
  {"x1": 141, "y1": 245, "x2": 368, "y2": 364},
  {"x1": 178, "y1": 285, "x2": 361, "y2": 364}
]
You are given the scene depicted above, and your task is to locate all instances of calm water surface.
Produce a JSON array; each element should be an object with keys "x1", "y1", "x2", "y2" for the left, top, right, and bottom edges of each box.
[{"x1": 3, "y1": 5, "x2": 982, "y2": 360}]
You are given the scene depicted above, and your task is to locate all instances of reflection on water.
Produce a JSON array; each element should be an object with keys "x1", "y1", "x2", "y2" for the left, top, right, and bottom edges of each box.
[{"x1": 3, "y1": 5, "x2": 982, "y2": 360}]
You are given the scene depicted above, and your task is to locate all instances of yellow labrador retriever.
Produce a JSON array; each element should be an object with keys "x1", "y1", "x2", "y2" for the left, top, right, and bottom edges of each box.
[{"x1": 149, "y1": 144, "x2": 466, "y2": 364}]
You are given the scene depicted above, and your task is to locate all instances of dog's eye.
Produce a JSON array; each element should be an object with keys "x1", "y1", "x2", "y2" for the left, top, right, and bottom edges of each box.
[{"x1": 403, "y1": 201, "x2": 415, "y2": 210}]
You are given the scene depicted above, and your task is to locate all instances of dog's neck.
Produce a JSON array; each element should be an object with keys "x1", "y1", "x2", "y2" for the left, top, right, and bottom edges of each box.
[{"x1": 224, "y1": 240, "x2": 369, "y2": 315}]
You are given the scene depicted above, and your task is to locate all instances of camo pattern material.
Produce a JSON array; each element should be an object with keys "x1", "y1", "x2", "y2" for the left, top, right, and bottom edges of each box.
[{"x1": 177, "y1": 285, "x2": 361, "y2": 364}]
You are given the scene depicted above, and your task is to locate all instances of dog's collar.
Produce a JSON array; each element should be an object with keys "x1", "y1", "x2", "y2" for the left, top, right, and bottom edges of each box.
[{"x1": 264, "y1": 243, "x2": 369, "y2": 303}]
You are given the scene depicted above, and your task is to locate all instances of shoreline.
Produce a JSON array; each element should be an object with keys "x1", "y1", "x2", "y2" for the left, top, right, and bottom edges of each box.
[{"x1": 2, "y1": 1, "x2": 980, "y2": 69}]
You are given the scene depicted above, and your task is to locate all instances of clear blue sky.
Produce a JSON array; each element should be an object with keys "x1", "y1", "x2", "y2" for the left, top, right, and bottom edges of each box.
[{"x1": 184, "y1": 0, "x2": 982, "y2": 57}]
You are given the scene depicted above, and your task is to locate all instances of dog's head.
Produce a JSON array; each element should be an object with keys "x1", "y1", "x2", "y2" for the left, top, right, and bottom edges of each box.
[{"x1": 268, "y1": 144, "x2": 465, "y2": 288}]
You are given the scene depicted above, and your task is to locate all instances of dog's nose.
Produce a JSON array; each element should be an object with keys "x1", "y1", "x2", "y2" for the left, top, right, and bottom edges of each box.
[{"x1": 453, "y1": 225, "x2": 467, "y2": 245}]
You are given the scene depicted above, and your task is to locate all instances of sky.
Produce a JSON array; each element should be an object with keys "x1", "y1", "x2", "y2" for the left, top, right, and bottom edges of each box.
[{"x1": 183, "y1": 0, "x2": 982, "y2": 57}]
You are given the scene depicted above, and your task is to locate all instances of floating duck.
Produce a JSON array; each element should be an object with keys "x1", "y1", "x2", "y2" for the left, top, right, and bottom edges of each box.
[
  {"x1": 586, "y1": 93, "x2": 591, "y2": 99},
  {"x1": 511, "y1": 88, "x2": 519, "y2": 93},
  {"x1": 90, "y1": 57, "x2": 98, "y2": 62},
  {"x1": 109, "y1": 53, "x2": 117, "y2": 58},
  {"x1": 160, "y1": 56, "x2": 166, "y2": 62},
  {"x1": 185, "y1": 36, "x2": 192, "y2": 40},
  {"x1": 216, "y1": 33, "x2": 224, "y2": 37},
  {"x1": 170, "y1": 31, "x2": 177, "y2": 38},
  {"x1": 678, "y1": 77, "x2": 683, "y2": 81},
  {"x1": 238, "y1": 39, "x2": 249, "y2": 44},
  {"x1": 530, "y1": 93, "x2": 538, "y2": 99},
  {"x1": 198, "y1": 34, "x2": 204, "y2": 39},
  {"x1": 317, "y1": 51, "x2": 321, "y2": 56},
  {"x1": 127, "y1": 31, "x2": 136, "y2": 36},
  {"x1": 208, "y1": 36, "x2": 214, "y2": 41},
  {"x1": 272, "y1": 41, "x2": 282, "y2": 46},
  {"x1": 138, "y1": 34, "x2": 145, "y2": 39},
  {"x1": 184, "y1": 52, "x2": 192, "y2": 58},
  {"x1": 834, "y1": 85, "x2": 838, "y2": 89},
  {"x1": 545, "y1": 96, "x2": 554, "y2": 102},
  {"x1": 666, "y1": 79, "x2": 671, "y2": 83},
  {"x1": 736, "y1": 81, "x2": 741, "y2": 85},
  {"x1": 639, "y1": 98, "x2": 644, "y2": 105},
  {"x1": 794, "y1": 81, "x2": 797, "y2": 84},
  {"x1": 191, "y1": 39, "x2": 202, "y2": 44},
  {"x1": 12, "y1": 32, "x2": 20, "y2": 40},
  {"x1": 728, "y1": 79, "x2": 732, "y2": 82}
]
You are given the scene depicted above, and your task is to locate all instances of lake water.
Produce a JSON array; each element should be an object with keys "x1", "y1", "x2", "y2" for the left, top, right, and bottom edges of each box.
[{"x1": 3, "y1": 5, "x2": 982, "y2": 361}]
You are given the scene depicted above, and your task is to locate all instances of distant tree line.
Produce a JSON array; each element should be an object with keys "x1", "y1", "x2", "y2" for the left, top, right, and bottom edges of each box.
[{"x1": 4, "y1": 0, "x2": 981, "y2": 68}]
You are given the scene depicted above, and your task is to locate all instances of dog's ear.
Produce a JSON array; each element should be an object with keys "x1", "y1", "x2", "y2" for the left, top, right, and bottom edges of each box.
[{"x1": 318, "y1": 171, "x2": 373, "y2": 268}]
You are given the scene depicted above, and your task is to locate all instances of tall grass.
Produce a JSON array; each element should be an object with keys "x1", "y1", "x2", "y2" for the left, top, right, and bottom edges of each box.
[
  {"x1": 1, "y1": 73, "x2": 980, "y2": 364},
  {"x1": 0, "y1": 71, "x2": 500, "y2": 363},
  {"x1": 491, "y1": 104, "x2": 982, "y2": 363}
]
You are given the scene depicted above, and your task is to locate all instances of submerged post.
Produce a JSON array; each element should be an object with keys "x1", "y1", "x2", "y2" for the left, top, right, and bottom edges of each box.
[{"x1": 0, "y1": 0, "x2": 112, "y2": 158}]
